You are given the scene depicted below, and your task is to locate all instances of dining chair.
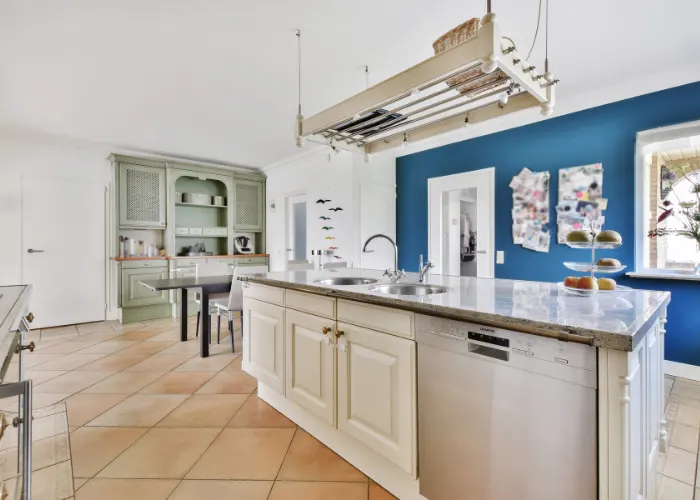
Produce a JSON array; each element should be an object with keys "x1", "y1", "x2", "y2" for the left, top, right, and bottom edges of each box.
[
  {"x1": 194, "y1": 261, "x2": 232, "y2": 340},
  {"x1": 215, "y1": 265, "x2": 269, "y2": 352},
  {"x1": 287, "y1": 261, "x2": 315, "y2": 270}
]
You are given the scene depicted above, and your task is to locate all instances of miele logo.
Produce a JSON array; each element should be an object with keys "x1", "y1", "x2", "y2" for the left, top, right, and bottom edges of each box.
[{"x1": 479, "y1": 327, "x2": 495, "y2": 333}]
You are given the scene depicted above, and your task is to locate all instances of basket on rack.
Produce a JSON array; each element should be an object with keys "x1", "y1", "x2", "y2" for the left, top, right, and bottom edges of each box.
[{"x1": 432, "y1": 17, "x2": 504, "y2": 95}]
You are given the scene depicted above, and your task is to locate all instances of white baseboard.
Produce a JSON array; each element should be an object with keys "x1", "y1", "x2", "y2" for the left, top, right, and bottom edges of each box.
[{"x1": 665, "y1": 360, "x2": 700, "y2": 382}]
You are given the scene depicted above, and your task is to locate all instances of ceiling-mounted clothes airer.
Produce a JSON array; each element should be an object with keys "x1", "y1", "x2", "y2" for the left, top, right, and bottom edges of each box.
[{"x1": 294, "y1": 0, "x2": 558, "y2": 159}]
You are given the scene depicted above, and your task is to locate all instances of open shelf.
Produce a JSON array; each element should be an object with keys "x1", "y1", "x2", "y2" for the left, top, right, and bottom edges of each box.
[
  {"x1": 175, "y1": 202, "x2": 227, "y2": 209},
  {"x1": 176, "y1": 234, "x2": 227, "y2": 238}
]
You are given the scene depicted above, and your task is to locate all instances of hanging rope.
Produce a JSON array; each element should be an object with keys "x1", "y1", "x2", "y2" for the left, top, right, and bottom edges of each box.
[
  {"x1": 296, "y1": 29, "x2": 302, "y2": 114},
  {"x1": 526, "y1": 0, "x2": 543, "y2": 61},
  {"x1": 365, "y1": 65, "x2": 369, "y2": 90}
]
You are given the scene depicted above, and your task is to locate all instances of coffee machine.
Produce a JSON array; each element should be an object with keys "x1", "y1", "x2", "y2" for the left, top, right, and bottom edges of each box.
[{"x1": 234, "y1": 235, "x2": 253, "y2": 254}]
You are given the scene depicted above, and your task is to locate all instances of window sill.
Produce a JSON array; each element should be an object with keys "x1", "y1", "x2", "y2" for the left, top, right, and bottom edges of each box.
[{"x1": 627, "y1": 271, "x2": 700, "y2": 282}]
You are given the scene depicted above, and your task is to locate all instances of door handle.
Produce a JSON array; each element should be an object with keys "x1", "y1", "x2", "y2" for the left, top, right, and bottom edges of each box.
[
  {"x1": 27, "y1": 249, "x2": 44, "y2": 253},
  {"x1": 286, "y1": 248, "x2": 293, "y2": 252}
]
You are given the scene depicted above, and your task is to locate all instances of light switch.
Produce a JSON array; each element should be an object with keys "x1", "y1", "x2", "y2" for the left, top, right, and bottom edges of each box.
[{"x1": 496, "y1": 251, "x2": 504, "y2": 264}]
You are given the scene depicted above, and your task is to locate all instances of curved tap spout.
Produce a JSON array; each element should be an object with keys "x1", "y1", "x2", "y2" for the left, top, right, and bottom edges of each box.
[{"x1": 363, "y1": 234, "x2": 404, "y2": 282}]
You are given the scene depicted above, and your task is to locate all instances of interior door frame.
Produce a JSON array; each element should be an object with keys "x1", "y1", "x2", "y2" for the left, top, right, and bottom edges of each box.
[
  {"x1": 427, "y1": 167, "x2": 495, "y2": 278},
  {"x1": 285, "y1": 191, "x2": 308, "y2": 266}
]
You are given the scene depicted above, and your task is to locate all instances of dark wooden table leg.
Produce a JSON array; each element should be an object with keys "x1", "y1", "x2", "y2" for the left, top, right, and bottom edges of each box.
[
  {"x1": 180, "y1": 288, "x2": 188, "y2": 342},
  {"x1": 200, "y1": 288, "x2": 210, "y2": 358}
]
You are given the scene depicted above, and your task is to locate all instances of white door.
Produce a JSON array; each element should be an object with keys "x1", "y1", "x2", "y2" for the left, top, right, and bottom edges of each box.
[
  {"x1": 21, "y1": 176, "x2": 105, "y2": 328},
  {"x1": 285, "y1": 309, "x2": 336, "y2": 425},
  {"x1": 285, "y1": 193, "x2": 308, "y2": 266},
  {"x1": 428, "y1": 168, "x2": 495, "y2": 278},
  {"x1": 337, "y1": 321, "x2": 416, "y2": 475},
  {"x1": 242, "y1": 297, "x2": 285, "y2": 393}
]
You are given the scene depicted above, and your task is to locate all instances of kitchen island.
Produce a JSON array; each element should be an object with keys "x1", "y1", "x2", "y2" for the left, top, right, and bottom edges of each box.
[{"x1": 240, "y1": 269, "x2": 670, "y2": 500}]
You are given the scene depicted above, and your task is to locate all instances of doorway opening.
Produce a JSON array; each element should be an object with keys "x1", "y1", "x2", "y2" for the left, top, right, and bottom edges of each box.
[
  {"x1": 285, "y1": 193, "x2": 308, "y2": 268},
  {"x1": 428, "y1": 168, "x2": 494, "y2": 278}
]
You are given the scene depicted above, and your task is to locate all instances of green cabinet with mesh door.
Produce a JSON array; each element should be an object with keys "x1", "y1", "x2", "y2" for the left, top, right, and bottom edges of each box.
[
  {"x1": 233, "y1": 179, "x2": 263, "y2": 231},
  {"x1": 119, "y1": 163, "x2": 167, "y2": 229}
]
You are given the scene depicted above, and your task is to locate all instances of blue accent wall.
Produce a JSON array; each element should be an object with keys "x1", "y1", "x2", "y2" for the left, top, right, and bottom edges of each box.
[{"x1": 396, "y1": 81, "x2": 700, "y2": 365}]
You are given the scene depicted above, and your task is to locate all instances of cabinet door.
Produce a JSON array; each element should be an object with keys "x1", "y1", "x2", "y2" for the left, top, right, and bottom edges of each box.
[
  {"x1": 337, "y1": 322, "x2": 416, "y2": 475},
  {"x1": 121, "y1": 268, "x2": 169, "y2": 308},
  {"x1": 233, "y1": 180, "x2": 263, "y2": 231},
  {"x1": 119, "y1": 163, "x2": 167, "y2": 228},
  {"x1": 243, "y1": 297, "x2": 284, "y2": 393},
  {"x1": 285, "y1": 309, "x2": 336, "y2": 425}
]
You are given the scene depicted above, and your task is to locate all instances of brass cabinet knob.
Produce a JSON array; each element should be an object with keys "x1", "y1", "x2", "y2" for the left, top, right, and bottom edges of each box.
[
  {"x1": 335, "y1": 329, "x2": 345, "y2": 339},
  {"x1": 321, "y1": 327, "x2": 332, "y2": 335},
  {"x1": 16, "y1": 341, "x2": 36, "y2": 354},
  {"x1": 25, "y1": 312, "x2": 34, "y2": 323},
  {"x1": 0, "y1": 413, "x2": 8, "y2": 441}
]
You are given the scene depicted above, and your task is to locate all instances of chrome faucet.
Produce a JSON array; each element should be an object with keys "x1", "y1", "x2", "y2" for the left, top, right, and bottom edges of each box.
[
  {"x1": 362, "y1": 234, "x2": 405, "y2": 283},
  {"x1": 418, "y1": 254, "x2": 434, "y2": 283}
]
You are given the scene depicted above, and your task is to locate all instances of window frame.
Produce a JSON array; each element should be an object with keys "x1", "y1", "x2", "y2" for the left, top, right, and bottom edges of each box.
[{"x1": 631, "y1": 119, "x2": 700, "y2": 281}]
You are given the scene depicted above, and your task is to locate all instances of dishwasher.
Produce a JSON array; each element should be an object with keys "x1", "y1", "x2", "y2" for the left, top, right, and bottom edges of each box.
[{"x1": 416, "y1": 315, "x2": 597, "y2": 500}]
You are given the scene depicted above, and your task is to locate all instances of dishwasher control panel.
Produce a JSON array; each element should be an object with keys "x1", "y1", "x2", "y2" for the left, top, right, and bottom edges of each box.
[{"x1": 415, "y1": 314, "x2": 596, "y2": 373}]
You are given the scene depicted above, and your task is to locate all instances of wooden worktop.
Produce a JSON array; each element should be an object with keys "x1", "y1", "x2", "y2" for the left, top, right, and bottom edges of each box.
[{"x1": 113, "y1": 254, "x2": 269, "y2": 261}]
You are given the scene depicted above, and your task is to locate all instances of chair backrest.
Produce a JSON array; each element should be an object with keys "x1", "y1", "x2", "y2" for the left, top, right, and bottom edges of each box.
[
  {"x1": 287, "y1": 261, "x2": 315, "y2": 270},
  {"x1": 322, "y1": 261, "x2": 348, "y2": 269},
  {"x1": 229, "y1": 265, "x2": 269, "y2": 311}
]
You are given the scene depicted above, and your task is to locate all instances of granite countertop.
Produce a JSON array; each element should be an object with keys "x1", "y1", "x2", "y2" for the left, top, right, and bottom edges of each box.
[{"x1": 241, "y1": 269, "x2": 671, "y2": 351}]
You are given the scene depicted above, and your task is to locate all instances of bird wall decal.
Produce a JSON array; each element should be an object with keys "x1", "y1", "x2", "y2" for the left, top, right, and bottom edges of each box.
[
  {"x1": 329, "y1": 207, "x2": 343, "y2": 212},
  {"x1": 333, "y1": 255, "x2": 343, "y2": 259},
  {"x1": 321, "y1": 226, "x2": 334, "y2": 230},
  {"x1": 325, "y1": 236, "x2": 336, "y2": 240},
  {"x1": 319, "y1": 216, "x2": 331, "y2": 220},
  {"x1": 316, "y1": 199, "x2": 331, "y2": 204},
  {"x1": 327, "y1": 246, "x2": 338, "y2": 250}
]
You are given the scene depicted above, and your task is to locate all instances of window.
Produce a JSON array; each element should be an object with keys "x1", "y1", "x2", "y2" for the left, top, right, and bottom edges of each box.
[{"x1": 634, "y1": 120, "x2": 700, "y2": 278}]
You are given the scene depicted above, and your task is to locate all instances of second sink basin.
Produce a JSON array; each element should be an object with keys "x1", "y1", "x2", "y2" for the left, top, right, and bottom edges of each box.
[
  {"x1": 370, "y1": 283, "x2": 447, "y2": 296},
  {"x1": 314, "y1": 277, "x2": 380, "y2": 286}
]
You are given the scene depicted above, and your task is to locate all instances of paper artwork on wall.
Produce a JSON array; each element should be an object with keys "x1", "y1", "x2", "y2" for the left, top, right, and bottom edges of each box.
[
  {"x1": 510, "y1": 167, "x2": 551, "y2": 253},
  {"x1": 556, "y1": 163, "x2": 605, "y2": 243}
]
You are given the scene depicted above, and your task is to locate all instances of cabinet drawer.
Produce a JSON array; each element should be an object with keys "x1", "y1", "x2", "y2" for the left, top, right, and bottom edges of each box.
[
  {"x1": 337, "y1": 300, "x2": 414, "y2": 340},
  {"x1": 215, "y1": 227, "x2": 228, "y2": 236},
  {"x1": 189, "y1": 228, "x2": 203, "y2": 236},
  {"x1": 235, "y1": 257, "x2": 267, "y2": 265},
  {"x1": 121, "y1": 260, "x2": 168, "y2": 269},
  {"x1": 175, "y1": 227, "x2": 189, "y2": 236},
  {"x1": 121, "y1": 268, "x2": 170, "y2": 308},
  {"x1": 286, "y1": 290, "x2": 335, "y2": 319},
  {"x1": 173, "y1": 258, "x2": 200, "y2": 267},
  {"x1": 203, "y1": 227, "x2": 217, "y2": 236},
  {"x1": 243, "y1": 283, "x2": 284, "y2": 306}
]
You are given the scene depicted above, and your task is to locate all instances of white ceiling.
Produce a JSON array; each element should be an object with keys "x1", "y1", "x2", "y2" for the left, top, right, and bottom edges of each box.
[{"x1": 1, "y1": 0, "x2": 699, "y2": 169}]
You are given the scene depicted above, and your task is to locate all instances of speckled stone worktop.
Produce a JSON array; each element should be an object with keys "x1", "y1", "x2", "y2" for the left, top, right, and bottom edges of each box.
[{"x1": 241, "y1": 269, "x2": 671, "y2": 351}]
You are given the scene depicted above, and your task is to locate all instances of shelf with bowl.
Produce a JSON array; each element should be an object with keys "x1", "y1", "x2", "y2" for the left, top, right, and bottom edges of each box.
[{"x1": 175, "y1": 201, "x2": 227, "y2": 209}]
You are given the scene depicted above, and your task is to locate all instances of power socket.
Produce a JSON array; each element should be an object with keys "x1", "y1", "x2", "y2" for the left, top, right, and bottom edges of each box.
[{"x1": 496, "y1": 251, "x2": 505, "y2": 264}]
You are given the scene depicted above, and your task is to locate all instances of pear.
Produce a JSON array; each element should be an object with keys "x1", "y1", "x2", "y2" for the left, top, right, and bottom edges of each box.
[
  {"x1": 596, "y1": 230, "x2": 622, "y2": 243},
  {"x1": 567, "y1": 230, "x2": 593, "y2": 243}
]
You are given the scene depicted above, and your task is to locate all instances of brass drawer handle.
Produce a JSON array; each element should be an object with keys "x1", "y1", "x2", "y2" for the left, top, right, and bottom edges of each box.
[
  {"x1": 25, "y1": 312, "x2": 34, "y2": 323},
  {"x1": 0, "y1": 413, "x2": 8, "y2": 441},
  {"x1": 321, "y1": 327, "x2": 332, "y2": 335},
  {"x1": 16, "y1": 341, "x2": 36, "y2": 354},
  {"x1": 335, "y1": 329, "x2": 345, "y2": 339}
]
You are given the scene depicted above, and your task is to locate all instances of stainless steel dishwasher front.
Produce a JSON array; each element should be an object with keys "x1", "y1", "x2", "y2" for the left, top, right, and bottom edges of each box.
[{"x1": 416, "y1": 314, "x2": 598, "y2": 500}]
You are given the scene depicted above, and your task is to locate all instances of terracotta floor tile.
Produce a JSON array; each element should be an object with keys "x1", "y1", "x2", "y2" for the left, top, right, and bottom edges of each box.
[
  {"x1": 658, "y1": 474, "x2": 694, "y2": 500},
  {"x1": 3, "y1": 412, "x2": 73, "y2": 451},
  {"x1": 71, "y1": 427, "x2": 148, "y2": 478},
  {"x1": 41, "y1": 325, "x2": 79, "y2": 336},
  {"x1": 29, "y1": 460, "x2": 74, "y2": 500},
  {"x1": 168, "y1": 480, "x2": 272, "y2": 500},
  {"x1": 268, "y1": 481, "x2": 368, "y2": 500},
  {"x1": 111, "y1": 330, "x2": 163, "y2": 341},
  {"x1": 662, "y1": 445, "x2": 697, "y2": 484},
  {"x1": 126, "y1": 354, "x2": 192, "y2": 372},
  {"x1": 86, "y1": 394, "x2": 187, "y2": 427},
  {"x1": 157, "y1": 341, "x2": 201, "y2": 355},
  {"x1": 187, "y1": 428, "x2": 295, "y2": 480},
  {"x1": 98, "y1": 428, "x2": 219, "y2": 479},
  {"x1": 76, "y1": 341, "x2": 139, "y2": 355},
  {"x1": 35, "y1": 371, "x2": 114, "y2": 394},
  {"x1": 369, "y1": 480, "x2": 398, "y2": 500},
  {"x1": 32, "y1": 353, "x2": 109, "y2": 371},
  {"x1": 24, "y1": 353, "x2": 69, "y2": 368},
  {"x1": 35, "y1": 341, "x2": 100, "y2": 354},
  {"x1": 73, "y1": 478, "x2": 89, "y2": 491},
  {"x1": 0, "y1": 434, "x2": 70, "y2": 477},
  {"x1": 223, "y1": 355, "x2": 242, "y2": 372},
  {"x1": 75, "y1": 352, "x2": 150, "y2": 372},
  {"x1": 65, "y1": 393, "x2": 130, "y2": 427},
  {"x1": 144, "y1": 330, "x2": 196, "y2": 342},
  {"x1": 82, "y1": 371, "x2": 166, "y2": 394},
  {"x1": 75, "y1": 478, "x2": 179, "y2": 500},
  {"x1": 158, "y1": 394, "x2": 249, "y2": 428},
  {"x1": 75, "y1": 332, "x2": 124, "y2": 343},
  {"x1": 278, "y1": 429, "x2": 366, "y2": 482},
  {"x1": 32, "y1": 393, "x2": 73, "y2": 410},
  {"x1": 25, "y1": 370, "x2": 69, "y2": 385},
  {"x1": 174, "y1": 354, "x2": 235, "y2": 372},
  {"x1": 117, "y1": 341, "x2": 176, "y2": 356},
  {"x1": 228, "y1": 394, "x2": 295, "y2": 428},
  {"x1": 196, "y1": 370, "x2": 257, "y2": 394},
  {"x1": 77, "y1": 322, "x2": 115, "y2": 334},
  {"x1": 139, "y1": 372, "x2": 215, "y2": 394}
]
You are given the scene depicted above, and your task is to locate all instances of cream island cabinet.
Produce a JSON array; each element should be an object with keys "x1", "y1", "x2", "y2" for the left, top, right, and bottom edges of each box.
[{"x1": 241, "y1": 270, "x2": 670, "y2": 500}]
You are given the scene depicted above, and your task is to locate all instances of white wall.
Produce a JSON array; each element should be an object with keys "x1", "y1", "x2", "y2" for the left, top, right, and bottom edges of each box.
[{"x1": 265, "y1": 149, "x2": 396, "y2": 272}]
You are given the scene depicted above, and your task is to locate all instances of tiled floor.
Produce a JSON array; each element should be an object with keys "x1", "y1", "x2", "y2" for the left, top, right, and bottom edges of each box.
[{"x1": 17, "y1": 317, "x2": 397, "y2": 500}]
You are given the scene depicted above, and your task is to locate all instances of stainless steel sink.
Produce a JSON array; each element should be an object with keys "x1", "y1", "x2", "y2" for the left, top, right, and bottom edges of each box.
[
  {"x1": 369, "y1": 283, "x2": 447, "y2": 296},
  {"x1": 314, "y1": 277, "x2": 380, "y2": 286}
]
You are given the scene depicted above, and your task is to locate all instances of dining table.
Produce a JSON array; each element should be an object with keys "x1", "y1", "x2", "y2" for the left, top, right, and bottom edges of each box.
[{"x1": 139, "y1": 275, "x2": 233, "y2": 358}]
